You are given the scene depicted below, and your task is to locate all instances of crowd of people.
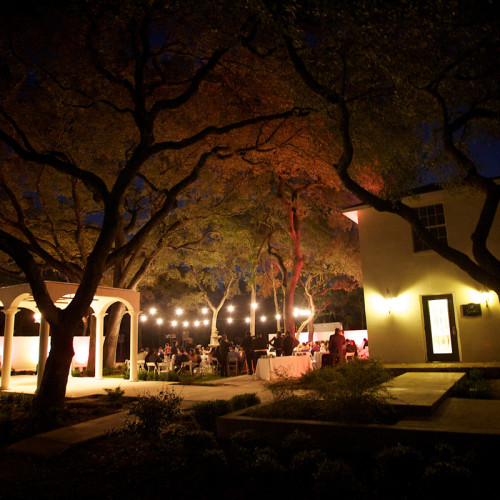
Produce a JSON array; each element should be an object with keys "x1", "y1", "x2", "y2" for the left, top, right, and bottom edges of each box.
[{"x1": 135, "y1": 329, "x2": 368, "y2": 377}]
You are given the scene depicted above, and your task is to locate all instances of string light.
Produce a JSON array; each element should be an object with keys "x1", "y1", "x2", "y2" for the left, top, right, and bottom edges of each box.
[
  {"x1": 149, "y1": 307, "x2": 157, "y2": 315},
  {"x1": 156, "y1": 318, "x2": 163, "y2": 325}
]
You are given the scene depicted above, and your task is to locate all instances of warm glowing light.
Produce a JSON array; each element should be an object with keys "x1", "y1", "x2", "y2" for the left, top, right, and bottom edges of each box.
[
  {"x1": 194, "y1": 320, "x2": 200, "y2": 327},
  {"x1": 149, "y1": 307, "x2": 157, "y2": 315},
  {"x1": 260, "y1": 316, "x2": 267, "y2": 322},
  {"x1": 228, "y1": 305, "x2": 234, "y2": 312},
  {"x1": 251, "y1": 302, "x2": 258, "y2": 309},
  {"x1": 33, "y1": 312, "x2": 42, "y2": 323},
  {"x1": 183, "y1": 321, "x2": 189, "y2": 327},
  {"x1": 201, "y1": 308, "x2": 208, "y2": 314},
  {"x1": 227, "y1": 317, "x2": 233, "y2": 323},
  {"x1": 156, "y1": 318, "x2": 163, "y2": 325},
  {"x1": 245, "y1": 317, "x2": 250, "y2": 323},
  {"x1": 140, "y1": 315, "x2": 147, "y2": 322},
  {"x1": 172, "y1": 320, "x2": 178, "y2": 327},
  {"x1": 176, "y1": 308, "x2": 183, "y2": 316},
  {"x1": 203, "y1": 319, "x2": 209, "y2": 325},
  {"x1": 275, "y1": 314, "x2": 281, "y2": 320}
]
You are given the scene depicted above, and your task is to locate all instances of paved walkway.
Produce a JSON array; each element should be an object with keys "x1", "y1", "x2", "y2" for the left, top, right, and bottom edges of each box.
[{"x1": 5, "y1": 371, "x2": 500, "y2": 457}]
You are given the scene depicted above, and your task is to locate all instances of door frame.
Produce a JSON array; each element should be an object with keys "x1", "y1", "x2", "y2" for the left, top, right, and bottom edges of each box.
[{"x1": 422, "y1": 294, "x2": 460, "y2": 362}]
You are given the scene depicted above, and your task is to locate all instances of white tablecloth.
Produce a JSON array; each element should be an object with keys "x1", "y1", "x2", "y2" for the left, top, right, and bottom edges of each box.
[
  {"x1": 255, "y1": 355, "x2": 313, "y2": 380},
  {"x1": 312, "y1": 351, "x2": 327, "y2": 368}
]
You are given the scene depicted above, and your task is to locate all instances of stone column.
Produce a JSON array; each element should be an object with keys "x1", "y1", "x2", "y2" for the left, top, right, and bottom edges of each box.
[
  {"x1": 1, "y1": 308, "x2": 18, "y2": 390},
  {"x1": 129, "y1": 311, "x2": 139, "y2": 382},
  {"x1": 94, "y1": 311, "x2": 107, "y2": 379},
  {"x1": 36, "y1": 317, "x2": 50, "y2": 392}
]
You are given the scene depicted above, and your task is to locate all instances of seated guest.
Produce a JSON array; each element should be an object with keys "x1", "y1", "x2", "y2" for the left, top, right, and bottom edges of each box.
[
  {"x1": 345, "y1": 339, "x2": 358, "y2": 357},
  {"x1": 145, "y1": 348, "x2": 161, "y2": 369},
  {"x1": 189, "y1": 347, "x2": 202, "y2": 367},
  {"x1": 137, "y1": 348, "x2": 147, "y2": 361},
  {"x1": 174, "y1": 348, "x2": 190, "y2": 372}
]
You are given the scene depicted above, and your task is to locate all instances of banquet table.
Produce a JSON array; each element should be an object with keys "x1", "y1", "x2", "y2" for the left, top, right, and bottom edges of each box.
[{"x1": 255, "y1": 355, "x2": 313, "y2": 381}]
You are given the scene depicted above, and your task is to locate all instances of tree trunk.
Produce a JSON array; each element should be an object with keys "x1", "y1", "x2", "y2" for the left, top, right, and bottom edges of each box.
[
  {"x1": 34, "y1": 316, "x2": 84, "y2": 412},
  {"x1": 103, "y1": 302, "x2": 125, "y2": 368}
]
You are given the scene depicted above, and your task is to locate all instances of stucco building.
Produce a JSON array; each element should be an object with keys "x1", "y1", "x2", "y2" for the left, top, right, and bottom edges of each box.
[{"x1": 344, "y1": 184, "x2": 500, "y2": 363}]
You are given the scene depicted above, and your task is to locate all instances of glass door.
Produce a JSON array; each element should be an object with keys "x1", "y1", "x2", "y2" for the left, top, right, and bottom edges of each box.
[{"x1": 422, "y1": 294, "x2": 460, "y2": 362}]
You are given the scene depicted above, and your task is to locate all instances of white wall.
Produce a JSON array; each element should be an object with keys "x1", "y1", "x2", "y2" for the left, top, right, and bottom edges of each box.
[{"x1": 0, "y1": 336, "x2": 89, "y2": 371}]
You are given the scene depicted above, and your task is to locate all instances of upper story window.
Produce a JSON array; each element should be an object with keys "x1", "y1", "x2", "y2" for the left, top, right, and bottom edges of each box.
[{"x1": 412, "y1": 203, "x2": 448, "y2": 252}]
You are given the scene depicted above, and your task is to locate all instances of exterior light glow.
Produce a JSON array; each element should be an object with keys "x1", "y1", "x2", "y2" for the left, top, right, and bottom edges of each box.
[
  {"x1": 140, "y1": 315, "x2": 147, "y2": 322},
  {"x1": 201, "y1": 308, "x2": 208, "y2": 314},
  {"x1": 156, "y1": 318, "x2": 163, "y2": 325},
  {"x1": 172, "y1": 320, "x2": 178, "y2": 327},
  {"x1": 194, "y1": 320, "x2": 200, "y2": 327},
  {"x1": 203, "y1": 319, "x2": 209, "y2": 325},
  {"x1": 251, "y1": 302, "x2": 258, "y2": 309},
  {"x1": 275, "y1": 314, "x2": 281, "y2": 320},
  {"x1": 176, "y1": 308, "x2": 183, "y2": 316},
  {"x1": 228, "y1": 305, "x2": 234, "y2": 312},
  {"x1": 227, "y1": 317, "x2": 233, "y2": 323},
  {"x1": 260, "y1": 316, "x2": 267, "y2": 322},
  {"x1": 183, "y1": 321, "x2": 189, "y2": 327},
  {"x1": 149, "y1": 307, "x2": 157, "y2": 315},
  {"x1": 245, "y1": 317, "x2": 250, "y2": 323},
  {"x1": 33, "y1": 312, "x2": 42, "y2": 323}
]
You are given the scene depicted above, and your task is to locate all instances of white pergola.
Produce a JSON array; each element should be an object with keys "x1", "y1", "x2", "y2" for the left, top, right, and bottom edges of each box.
[{"x1": 0, "y1": 281, "x2": 141, "y2": 391}]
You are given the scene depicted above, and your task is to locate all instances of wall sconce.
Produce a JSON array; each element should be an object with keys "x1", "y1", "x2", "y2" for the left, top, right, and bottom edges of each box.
[
  {"x1": 385, "y1": 289, "x2": 394, "y2": 314},
  {"x1": 480, "y1": 288, "x2": 491, "y2": 308}
]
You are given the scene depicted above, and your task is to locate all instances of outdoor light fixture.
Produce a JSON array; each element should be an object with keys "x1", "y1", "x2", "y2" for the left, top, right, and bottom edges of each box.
[
  {"x1": 260, "y1": 315, "x2": 267, "y2": 322},
  {"x1": 245, "y1": 317, "x2": 250, "y2": 323},
  {"x1": 149, "y1": 307, "x2": 157, "y2": 315},
  {"x1": 203, "y1": 319, "x2": 209, "y2": 325},
  {"x1": 228, "y1": 305, "x2": 234, "y2": 312},
  {"x1": 176, "y1": 308, "x2": 183, "y2": 316},
  {"x1": 251, "y1": 302, "x2": 258, "y2": 309},
  {"x1": 183, "y1": 321, "x2": 189, "y2": 327},
  {"x1": 140, "y1": 315, "x2": 147, "y2": 322},
  {"x1": 201, "y1": 308, "x2": 208, "y2": 314},
  {"x1": 156, "y1": 318, "x2": 163, "y2": 325},
  {"x1": 194, "y1": 320, "x2": 200, "y2": 327},
  {"x1": 480, "y1": 288, "x2": 491, "y2": 308},
  {"x1": 227, "y1": 318, "x2": 233, "y2": 323},
  {"x1": 172, "y1": 320, "x2": 178, "y2": 327}
]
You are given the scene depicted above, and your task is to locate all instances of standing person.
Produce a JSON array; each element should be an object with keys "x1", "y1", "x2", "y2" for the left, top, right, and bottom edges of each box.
[
  {"x1": 269, "y1": 331, "x2": 284, "y2": 356},
  {"x1": 329, "y1": 328, "x2": 346, "y2": 365},
  {"x1": 218, "y1": 334, "x2": 230, "y2": 377},
  {"x1": 282, "y1": 331, "x2": 294, "y2": 356},
  {"x1": 242, "y1": 331, "x2": 255, "y2": 375},
  {"x1": 253, "y1": 332, "x2": 268, "y2": 370}
]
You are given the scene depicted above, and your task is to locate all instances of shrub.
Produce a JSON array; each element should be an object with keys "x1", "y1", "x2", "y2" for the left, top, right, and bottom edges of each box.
[
  {"x1": 453, "y1": 369, "x2": 493, "y2": 399},
  {"x1": 137, "y1": 369, "x2": 148, "y2": 381},
  {"x1": 71, "y1": 369, "x2": 82, "y2": 377},
  {"x1": 103, "y1": 367, "x2": 114, "y2": 376},
  {"x1": 126, "y1": 388, "x2": 182, "y2": 437},
  {"x1": 229, "y1": 393, "x2": 260, "y2": 411},
  {"x1": 122, "y1": 369, "x2": 130, "y2": 380},
  {"x1": 178, "y1": 372, "x2": 195, "y2": 385},
  {"x1": 104, "y1": 386, "x2": 125, "y2": 408},
  {"x1": 191, "y1": 399, "x2": 232, "y2": 433},
  {"x1": 167, "y1": 370, "x2": 179, "y2": 381}
]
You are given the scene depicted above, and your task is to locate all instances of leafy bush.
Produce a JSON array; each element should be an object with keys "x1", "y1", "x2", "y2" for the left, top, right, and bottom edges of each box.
[
  {"x1": 178, "y1": 372, "x2": 195, "y2": 385},
  {"x1": 452, "y1": 369, "x2": 493, "y2": 399},
  {"x1": 166, "y1": 370, "x2": 179, "y2": 381},
  {"x1": 71, "y1": 369, "x2": 82, "y2": 377},
  {"x1": 191, "y1": 399, "x2": 232, "y2": 432},
  {"x1": 126, "y1": 388, "x2": 182, "y2": 437},
  {"x1": 122, "y1": 369, "x2": 130, "y2": 379},
  {"x1": 229, "y1": 393, "x2": 260, "y2": 411},
  {"x1": 104, "y1": 386, "x2": 125, "y2": 408}
]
